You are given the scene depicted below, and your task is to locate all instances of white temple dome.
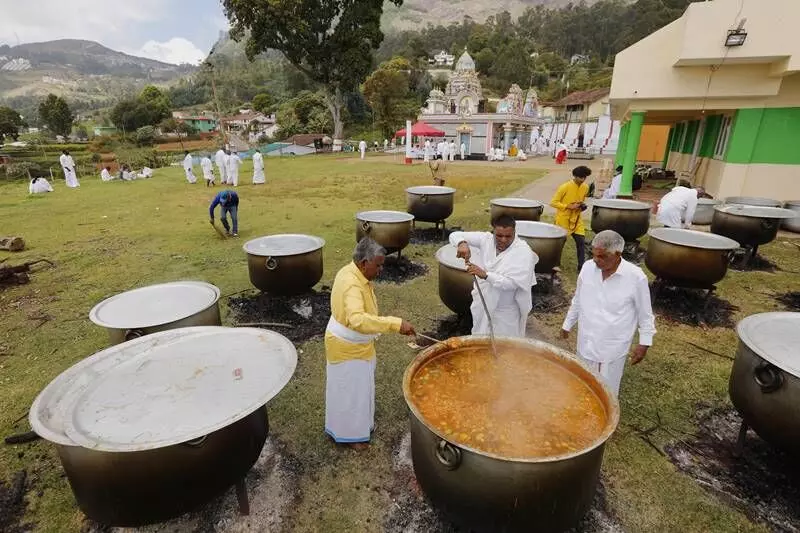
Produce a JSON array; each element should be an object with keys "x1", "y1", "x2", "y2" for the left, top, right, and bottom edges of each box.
[{"x1": 455, "y1": 50, "x2": 476, "y2": 72}]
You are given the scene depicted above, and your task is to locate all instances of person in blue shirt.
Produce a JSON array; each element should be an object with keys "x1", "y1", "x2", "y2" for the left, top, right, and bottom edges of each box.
[{"x1": 209, "y1": 190, "x2": 239, "y2": 237}]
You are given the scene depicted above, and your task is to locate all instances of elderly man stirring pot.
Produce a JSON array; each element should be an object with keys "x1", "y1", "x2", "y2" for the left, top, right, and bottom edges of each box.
[
  {"x1": 560, "y1": 230, "x2": 656, "y2": 396},
  {"x1": 449, "y1": 215, "x2": 537, "y2": 338},
  {"x1": 325, "y1": 238, "x2": 416, "y2": 449}
]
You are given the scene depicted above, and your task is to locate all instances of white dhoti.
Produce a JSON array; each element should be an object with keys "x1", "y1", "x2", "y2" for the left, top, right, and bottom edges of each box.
[
  {"x1": 184, "y1": 168, "x2": 197, "y2": 183},
  {"x1": 252, "y1": 168, "x2": 265, "y2": 184},
  {"x1": 217, "y1": 164, "x2": 227, "y2": 184},
  {"x1": 229, "y1": 169, "x2": 239, "y2": 186},
  {"x1": 325, "y1": 357, "x2": 376, "y2": 443},
  {"x1": 578, "y1": 355, "x2": 627, "y2": 397},
  {"x1": 63, "y1": 168, "x2": 79, "y2": 188},
  {"x1": 656, "y1": 204, "x2": 683, "y2": 228},
  {"x1": 472, "y1": 302, "x2": 523, "y2": 337},
  {"x1": 202, "y1": 167, "x2": 215, "y2": 183}
]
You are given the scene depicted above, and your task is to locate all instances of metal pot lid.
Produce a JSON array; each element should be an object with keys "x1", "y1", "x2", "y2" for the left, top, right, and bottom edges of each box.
[
  {"x1": 63, "y1": 327, "x2": 297, "y2": 452},
  {"x1": 592, "y1": 199, "x2": 651, "y2": 210},
  {"x1": 737, "y1": 312, "x2": 800, "y2": 378},
  {"x1": 649, "y1": 228, "x2": 739, "y2": 250},
  {"x1": 725, "y1": 196, "x2": 782, "y2": 208},
  {"x1": 714, "y1": 205, "x2": 797, "y2": 219},
  {"x1": 490, "y1": 198, "x2": 543, "y2": 209},
  {"x1": 435, "y1": 244, "x2": 472, "y2": 271},
  {"x1": 29, "y1": 329, "x2": 193, "y2": 446},
  {"x1": 89, "y1": 281, "x2": 220, "y2": 330},
  {"x1": 516, "y1": 221, "x2": 568, "y2": 239},
  {"x1": 356, "y1": 210, "x2": 414, "y2": 223},
  {"x1": 784, "y1": 200, "x2": 800, "y2": 209},
  {"x1": 698, "y1": 198, "x2": 721, "y2": 206},
  {"x1": 243, "y1": 234, "x2": 325, "y2": 257},
  {"x1": 406, "y1": 185, "x2": 456, "y2": 195}
]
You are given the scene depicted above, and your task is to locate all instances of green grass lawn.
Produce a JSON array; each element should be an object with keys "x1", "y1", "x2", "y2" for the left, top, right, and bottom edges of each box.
[{"x1": 1, "y1": 154, "x2": 797, "y2": 532}]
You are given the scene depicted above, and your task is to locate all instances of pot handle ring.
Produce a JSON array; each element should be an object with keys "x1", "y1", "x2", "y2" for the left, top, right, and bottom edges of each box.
[
  {"x1": 435, "y1": 440, "x2": 462, "y2": 470},
  {"x1": 183, "y1": 435, "x2": 208, "y2": 447},
  {"x1": 753, "y1": 362, "x2": 784, "y2": 393},
  {"x1": 265, "y1": 256, "x2": 278, "y2": 270},
  {"x1": 361, "y1": 220, "x2": 371, "y2": 233},
  {"x1": 420, "y1": 194, "x2": 429, "y2": 204},
  {"x1": 124, "y1": 329, "x2": 145, "y2": 341}
]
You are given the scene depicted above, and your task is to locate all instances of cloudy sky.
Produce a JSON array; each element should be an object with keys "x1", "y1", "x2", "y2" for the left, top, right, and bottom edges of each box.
[{"x1": 0, "y1": 0, "x2": 228, "y2": 65}]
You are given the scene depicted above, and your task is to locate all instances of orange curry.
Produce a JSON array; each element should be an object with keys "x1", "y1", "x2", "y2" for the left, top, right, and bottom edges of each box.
[{"x1": 410, "y1": 347, "x2": 608, "y2": 458}]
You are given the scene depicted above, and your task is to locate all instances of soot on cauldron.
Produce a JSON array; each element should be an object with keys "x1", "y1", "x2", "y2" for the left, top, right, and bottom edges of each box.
[
  {"x1": 385, "y1": 433, "x2": 623, "y2": 533},
  {"x1": 228, "y1": 289, "x2": 331, "y2": 343},
  {"x1": 665, "y1": 405, "x2": 800, "y2": 533},
  {"x1": 729, "y1": 250, "x2": 779, "y2": 272},
  {"x1": 409, "y1": 226, "x2": 460, "y2": 245},
  {"x1": 777, "y1": 291, "x2": 800, "y2": 311},
  {"x1": 650, "y1": 285, "x2": 738, "y2": 328},
  {"x1": 376, "y1": 256, "x2": 428, "y2": 284}
]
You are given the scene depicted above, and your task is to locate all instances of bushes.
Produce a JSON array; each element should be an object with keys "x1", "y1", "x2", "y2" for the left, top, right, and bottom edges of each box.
[{"x1": 1, "y1": 161, "x2": 42, "y2": 179}]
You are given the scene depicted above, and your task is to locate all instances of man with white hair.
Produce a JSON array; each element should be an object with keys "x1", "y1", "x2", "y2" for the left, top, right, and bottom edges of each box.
[
  {"x1": 657, "y1": 184, "x2": 704, "y2": 228},
  {"x1": 560, "y1": 230, "x2": 656, "y2": 396},
  {"x1": 450, "y1": 215, "x2": 537, "y2": 337},
  {"x1": 324, "y1": 238, "x2": 416, "y2": 448}
]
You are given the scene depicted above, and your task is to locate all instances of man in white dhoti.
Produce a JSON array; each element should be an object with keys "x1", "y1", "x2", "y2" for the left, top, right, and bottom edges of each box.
[
  {"x1": 603, "y1": 166, "x2": 624, "y2": 199},
  {"x1": 137, "y1": 167, "x2": 153, "y2": 179},
  {"x1": 215, "y1": 148, "x2": 228, "y2": 184},
  {"x1": 201, "y1": 156, "x2": 215, "y2": 187},
  {"x1": 183, "y1": 151, "x2": 197, "y2": 184},
  {"x1": 518, "y1": 149, "x2": 527, "y2": 161},
  {"x1": 324, "y1": 238, "x2": 416, "y2": 448},
  {"x1": 448, "y1": 140, "x2": 456, "y2": 161},
  {"x1": 449, "y1": 215, "x2": 537, "y2": 337},
  {"x1": 383, "y1": 139, "x2": 388, "y2": 151},
  {"x1": 29, "y1": 176, "x2": 53, "y2": 194},
  {"x1": 252, "y1": 149, "x2": 265, "y2": 184},
  {"x1": 424, "y1": 139, "x2": 432, "y2": 162},
  {"x1": 560, "y1": 230, "x2": 656, "y2": 396},
  {"x1": 59, "y1": 150, "x2": 79, "y2": 188},
  {"x1": 226, "y1": 150, "x2": 242, "y2": 187},
  {"x1": 656, "y1": 185, "x2": 703, "y2": 228},
  {"x1": 100, "y1": 167, "x2": 115, "y2": 182},
  {"x1": 440, "y1": 139, "x2": 449, "y2": 161},
  {"x1": 460, "y1": 142, "x2": 466, "y2": 160},
  {"x1": 359, "y1": 140, "x2": 367, "y2": 160},
  {"x1": 495, "y1": 147, "x2": 505, "y2": 161}
]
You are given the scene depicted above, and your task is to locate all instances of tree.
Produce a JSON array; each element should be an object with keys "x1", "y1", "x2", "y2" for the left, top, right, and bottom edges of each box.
[
  {"x1": 252, "y1": 93, "x2": 275, "y2": 114},
  {"x1": 74, "y1": 125, "x2": 89, "y2": 141},
  {"x1": 0, "y1": 106, "x2": 25, "y2": 142},
  {"x1": 223, "y1": 0, "x2": 403, "y2": 149},
  {"x1": 159, "y1": 118, "x2": 196, "y2": 150},
  {"x1": 136, "y1": 125, "x2": 156, "y2": 146},
  {"x1": 38, "y1": 94, "x2": 74, "y2": 137},
  {"x1": 363, "y1": 58, "x2": 420, "y2": 138},
  {"x1": 111, "y1": 87, "x2": 172, "y2": 133},
  {"x1": 138, "y1": 86, "x2": 171, "y2": 123}
]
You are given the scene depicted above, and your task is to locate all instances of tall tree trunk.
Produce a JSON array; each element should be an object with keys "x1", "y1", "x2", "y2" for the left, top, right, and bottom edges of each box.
[{"x1": 324, "y1": 87, "x2": 345, "y2": 152}]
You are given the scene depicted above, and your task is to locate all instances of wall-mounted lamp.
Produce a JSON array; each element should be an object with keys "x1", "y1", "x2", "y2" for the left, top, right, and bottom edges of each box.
[{"x1": 725, "y1": 19, "x2": 748, "y2": 47}]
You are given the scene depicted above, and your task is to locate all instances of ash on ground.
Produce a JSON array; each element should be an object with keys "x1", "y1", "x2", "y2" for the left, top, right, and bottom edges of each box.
[
  {"x1": 729, "y1": 251, "x2": 779, "y2": 273},
  {"x1": 650, "y1": 285, "x2": 738, "y2": 328},
  {"x1": 228, "y1": 289, "x2": 331, "y2": 343},
  {"x1": 532, "y1": 274, "x2": 570, "y2": 314},
  {"x1": 418, "y1": 315, "x2": 472, "y2": 345},
  {"x1": 83, "y1": 437, "x2": 301, "y2": 533},
  {"x1": 410, "y1": 226, "x2": 460, "y2": 245},
  {"x1": 776, "y1": 291, "x2": 800, "y2": 311},
  {"x1": 376, "y1": 256, "x2": 428, "y2": 284},
  {"x1": 385, "y1": 432, "x2": 624, "y2": 533},
  {"x1": 0, "y1": 471, "x2": 30, "y2": 533},
  {"x1": 665, "y1": 405, "x2": 800, "y2": 533}
]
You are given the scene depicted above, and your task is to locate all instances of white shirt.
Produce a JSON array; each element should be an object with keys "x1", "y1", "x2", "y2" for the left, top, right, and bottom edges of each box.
[
  {"x1": 201, "y1": 157, "x2": 213, "y2": 172},
  {"x1": 226, "y1": 153, "x2": 242, "y2": 172},
  {"x1": 215, "y1": 149, "x2": 227, "y2": 167},
  {"x1": 59, "y1": 154, "x2": 74, "y2": 169},
  {"x1": 183, "y1": 154, "x2": 193, "y2": 171},
  {"x1": 359, "y1": 141, "x2": 367, "y2": 151},
  {"x1": 603, "y1": 173, "x2": 623, "y2": 199},
  {"x1": 657, "y1": 186, "x2": 698, "y2": 228},
  {"x1": 29, "y1": 178, "x2": 53, "y2": 193},
  {"x1": 563, "y1": 259, "x2": 656, "y2": 363},
  {"x1": 252, "y1": 151, "x2": 263, "y2": 170}
]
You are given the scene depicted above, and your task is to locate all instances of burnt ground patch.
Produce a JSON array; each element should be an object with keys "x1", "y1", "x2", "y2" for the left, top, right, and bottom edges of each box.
[
  {"x1": 375, "y1": 256, "x2": 428, "y2": 284},
  {"x1": 729, "y1": 251, "x2": 780, "y2": 273},
  {"x1": 776, "y1": 291, "x2": 800, "y2": 311},
  {"x1": 665, "y1": 405, "x2": 800, "y2": 533},
  {"x1": 650, "y1": 285, "x2": 738, "y2": 328},
  {"x1": 417, "y1": 314, "x2": 473, "y2": 346},
  {"x1": 228, "y1": 289, "x2": 331, "y2": 343},
  {"x1": 409, "y1": 226, "x2": 461, "y2": 245},
  {"x1": 0, "y1": 470, "x2": 31, "y2": 533},
  {"x1": 532, "y1": 274, "x2": 571, "y2": 314}
]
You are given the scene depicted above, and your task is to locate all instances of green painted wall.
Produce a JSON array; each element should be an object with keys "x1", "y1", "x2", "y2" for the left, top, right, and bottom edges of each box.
[
  {"x1": 681, "y1": 120, "x2": 699, "y2": 154},
  {"x1": 699, "y1": 115, "x2": 722, "y2": 158},
  {"x1": 726, "y1": 107, "x2": 800, "y2": 165},
  {"x1": 726, "y1": 109, "x2": 762, "y2": 164},
  {"x1": 670, "y1": 123, "x2": 684, "y2": 152},
  {"x1": 663, "y1": 126, "x2": 675, "y2": 168}
]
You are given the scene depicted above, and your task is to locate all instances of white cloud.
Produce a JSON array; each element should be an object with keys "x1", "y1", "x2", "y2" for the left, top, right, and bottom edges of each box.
[{"x1": 136, "y1": 38, "x2": 206, "y2": 65}]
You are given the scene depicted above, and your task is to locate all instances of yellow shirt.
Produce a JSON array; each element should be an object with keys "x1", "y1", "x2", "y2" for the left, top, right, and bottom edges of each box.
[
  {"x1": 325, "y1": 262, "x2": 403, "y2": 363},
  {"x1": 550, "y1": 180, "x2": 590, "y2": 236}
]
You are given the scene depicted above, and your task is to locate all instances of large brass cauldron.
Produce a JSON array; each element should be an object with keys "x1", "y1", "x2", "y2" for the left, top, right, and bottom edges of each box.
[
  {"x1": 435, "y1": 244, "x2": 474, "y2": 315},
  {"x1": 645, "y1": 228, "x2": 739, "y2": 288},
  {"x1": 783, "y1": 201, "x2": 800, "y2": 233},
  {"x1": 686, "y1": 198, "x2": 721, "y2": 225},
  {"x1": 403, "y1": 337, "x2": 620, "y2": 533},
  {"x1": 244, "y1": 234, "x2": 325, "y2": 295},
  {"x1": 729, "y1": 312, "x2": 800, "y2": 455},
  {"x1": 355, "y1": 210, "x2": 414, "y2": 254},
  {"x1": 591, "y1": 199, "x2": 651, "y2": 241},
  {"x1": 711, "y1": 205, "x2": 796, "y2": 248},
  {"x1": 490, "y1": 198, "x2": 544, "y2": 222},
  {"x1": 516, "y1": 221, "x2": 568, "y2": 274},
  {"x1": 406, "y1": 186, "x2": 456, "y2": 223},
  {"x1": 725, "y1": 196, "x2": 782, "y2": 208}
]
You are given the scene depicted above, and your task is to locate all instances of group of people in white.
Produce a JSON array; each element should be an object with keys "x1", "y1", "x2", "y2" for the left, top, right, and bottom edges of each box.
[
  {"x1": 413, "y1": 138, "x2": 466, "y2": 162},
  {"x1": 185, "y1": 148, "x2": 263, "y2": 187}
]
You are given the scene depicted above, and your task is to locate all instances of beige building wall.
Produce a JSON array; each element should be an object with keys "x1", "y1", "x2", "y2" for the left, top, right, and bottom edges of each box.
[{"x1": 586, "y1": 99, "x2": 608, "y2": 120}]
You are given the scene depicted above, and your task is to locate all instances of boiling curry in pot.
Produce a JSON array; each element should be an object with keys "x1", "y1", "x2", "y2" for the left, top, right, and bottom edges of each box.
[{"x1": 410, "y1": 347, "x2": 608, "y2": 458}]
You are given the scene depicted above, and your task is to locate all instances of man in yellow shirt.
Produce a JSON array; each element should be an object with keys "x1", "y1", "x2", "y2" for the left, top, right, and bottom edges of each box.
[
  {"x1": 550, "y1": 165, "x2": 592, "y2": 271},
  {"x1": 325, "y1": 238, "x2": 416, "y2": 448}
]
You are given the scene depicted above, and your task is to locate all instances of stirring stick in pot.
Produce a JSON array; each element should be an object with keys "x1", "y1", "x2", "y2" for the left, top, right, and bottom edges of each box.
[
  {"x1": 416, "y1": 333, "x2": 443, "y2": 344},
  {"x1": 467, "y1": 261, "x2": 499, "y2": 359}
]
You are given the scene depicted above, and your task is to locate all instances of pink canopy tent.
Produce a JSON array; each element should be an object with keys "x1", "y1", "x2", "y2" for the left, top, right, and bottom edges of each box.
[{"x1": 394, "y1": 121, "x2": 445, "y2": 138}]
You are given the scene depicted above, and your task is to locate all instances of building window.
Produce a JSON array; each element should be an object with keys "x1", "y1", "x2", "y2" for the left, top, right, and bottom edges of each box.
[{"x1": 714, "y1": 115, "x2": 733, "y2": 159}]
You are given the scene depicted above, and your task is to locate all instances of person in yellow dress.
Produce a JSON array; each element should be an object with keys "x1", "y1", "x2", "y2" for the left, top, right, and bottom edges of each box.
[
  {"x1": 324, "y1": 238, "x2": 416, "y2": 448},
  {"x1": 550, "y1": 165, "x2": 593, "y2": 271}
]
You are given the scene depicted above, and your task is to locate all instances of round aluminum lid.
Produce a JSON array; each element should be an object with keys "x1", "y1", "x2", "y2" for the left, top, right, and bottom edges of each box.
[
  {"x1": 725, "y1": 196, "x2": 782, "y2": 208},
  {"x1": 29, "y1": 329, "x2": 192, "y2": 446},
  {"x1": 243, "y1": 234, "x2": 325, "y2": 257},
  {"x1": 490, "y1": 198, "x2": 544, "y2": 209},
  {"x1": 737, "y1": 312, "x2": 800, "y2": 378},
  {"x1": 714, "y1": 205, "x2": 797, "y2": 219},
  {"x1": 435, "y1": 244, "x2": 472, "y2": 271},
  {"x1": 783, "y1": 200, "x2": 800, "y2": 209},
  {"x1": 64, "y1": 327, "x2": 297, "y2": 452},
  {"x1": 406, "y1": 185, "x2": 456, "y2": 195},
  {"x1": 356, "y1": 210, "x2": 414, "y2": 223},
  {"x1": 516, "y1": 221, "x2": 568, "y2": 239},
  {"x1": 593, "y1": 199, "x2": 651, "y2": 211},
  {"x1": 649, "y1": 228, "x2": 739, "y2": 250},
  {"x1": 698, "y1": 198, "x2": 721, "y2": 206},
  {"x1": 89, "y1": 281, "x2": 220, "y2": 330}
]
